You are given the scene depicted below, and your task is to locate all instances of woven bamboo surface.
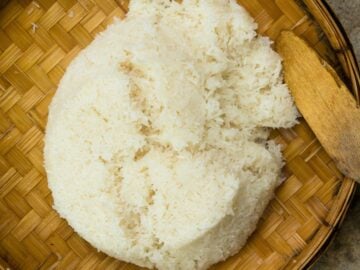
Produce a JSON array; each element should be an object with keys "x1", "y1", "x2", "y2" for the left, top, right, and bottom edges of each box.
[{"x1": 0, "y1": 0, "x2": 358, "y2": 269}]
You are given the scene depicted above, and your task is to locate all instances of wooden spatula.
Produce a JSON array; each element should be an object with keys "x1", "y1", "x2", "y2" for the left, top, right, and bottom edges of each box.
[{"x1": 276, "y1": 31, "x2": 360, "y2": 182}]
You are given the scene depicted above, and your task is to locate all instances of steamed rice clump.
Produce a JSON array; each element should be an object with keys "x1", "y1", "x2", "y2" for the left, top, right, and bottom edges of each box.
[{"x1": 44, "y1": 0, "x2": 298, "y2": 269}]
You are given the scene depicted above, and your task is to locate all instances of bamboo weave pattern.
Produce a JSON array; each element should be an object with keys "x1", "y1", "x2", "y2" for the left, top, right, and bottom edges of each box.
[{"x1": 0, "y1": 0, "x2": 356, "y2": 269}]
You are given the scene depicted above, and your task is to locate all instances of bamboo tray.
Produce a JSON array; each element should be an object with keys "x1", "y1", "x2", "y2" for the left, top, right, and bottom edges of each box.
[{"x1": 0, "y1": 0, "x2": 359, "y2": 269}]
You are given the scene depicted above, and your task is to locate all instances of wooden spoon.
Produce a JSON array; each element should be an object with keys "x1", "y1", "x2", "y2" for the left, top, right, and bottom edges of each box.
[{"x1": 276, "y1": 31, "x2": 360, "y2": 182}]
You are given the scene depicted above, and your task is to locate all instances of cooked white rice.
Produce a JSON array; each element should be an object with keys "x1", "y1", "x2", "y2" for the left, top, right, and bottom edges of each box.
[{"x1": 44, "y1": 1, "x2": 298, "y2": 269}]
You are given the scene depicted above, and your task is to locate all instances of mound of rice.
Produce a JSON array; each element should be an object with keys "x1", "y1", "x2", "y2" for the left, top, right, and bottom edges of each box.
[{"x1": 44, "y1": 0, "x2": 298, "y2": 269}]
